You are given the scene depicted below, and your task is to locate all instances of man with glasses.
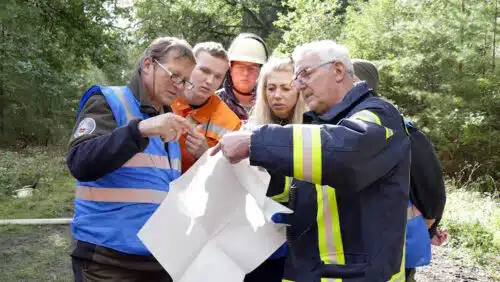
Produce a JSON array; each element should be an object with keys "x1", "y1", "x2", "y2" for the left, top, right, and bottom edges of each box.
[
  {"x1": 217, "y1": 33, "x2": 269, "y2": 120},
  {"x1": 212, "y1": 40, "x2": 410, "y2": 282},
  {"x1": 67, "y1": 37, "x2": 195, "y2": 282},
  {"x1": 171, "y1": 42, "x2": 241, "y2": 173}
]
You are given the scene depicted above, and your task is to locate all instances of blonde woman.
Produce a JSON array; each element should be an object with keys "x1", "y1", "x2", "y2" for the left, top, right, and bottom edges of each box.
[
  {"x1": 243, "y1": 58, "x2": 307, "y2": 282},
  {"x1": 250, "y1": 57, "x2": 307, "y2": 126}
]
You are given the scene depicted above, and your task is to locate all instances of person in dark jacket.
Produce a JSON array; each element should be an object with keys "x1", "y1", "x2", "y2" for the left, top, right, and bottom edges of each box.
[
  {"x1": 352, "y1": 58, "x2": 448, "y2": 282},
  {"x1": 216, "y1": 33, "x2": 269, "y2": 120},
  {"x1": 212, "y1": 40, "x2": 410, "y2": 282},
  {"x1": 67, "y1": 37, "x2": 195, "y2": 282}
]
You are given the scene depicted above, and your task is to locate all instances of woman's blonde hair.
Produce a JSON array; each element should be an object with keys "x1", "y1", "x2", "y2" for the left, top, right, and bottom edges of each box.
[{"x1": 250, "y1": 57, "x2": 308, "y2": 125}]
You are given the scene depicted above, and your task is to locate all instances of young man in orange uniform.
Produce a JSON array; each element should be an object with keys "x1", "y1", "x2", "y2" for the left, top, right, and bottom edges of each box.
[{"x1": 172, "y1": 42, "x2": 241, "y2": 172}]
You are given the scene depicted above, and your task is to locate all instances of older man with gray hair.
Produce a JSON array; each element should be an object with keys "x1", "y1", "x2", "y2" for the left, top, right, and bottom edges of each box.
[{"x1": 212, "y1": 40, "x2": 410, "y2": 281}]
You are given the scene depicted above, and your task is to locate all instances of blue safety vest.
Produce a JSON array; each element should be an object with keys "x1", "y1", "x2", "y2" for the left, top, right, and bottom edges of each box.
[
  {"x1": 406, "y1": 200, "x2": 432, "y2": 267},
  {"x1": 71, "y1": 85, "x2": 182, "y2": 255}
]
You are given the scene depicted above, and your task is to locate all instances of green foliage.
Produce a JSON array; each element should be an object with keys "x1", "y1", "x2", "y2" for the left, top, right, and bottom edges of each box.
[
  {"x1": 133, "y1": 0, "x2": 285, "y2": 51},
  {"x1": 274, "y1": 0, "x2": 342, "y2": 55},
  {"x1": 276, "y1": 0, "x2": 500, "y2": 191},
  {"x1": 0, "y1": 0, "x2": 131, "y2": 146}
]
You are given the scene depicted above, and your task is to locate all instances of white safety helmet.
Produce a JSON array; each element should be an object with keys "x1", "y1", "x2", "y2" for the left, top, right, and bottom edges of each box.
[{"x1": 228, "y1": 33, "x2": 269, "y2": 65}]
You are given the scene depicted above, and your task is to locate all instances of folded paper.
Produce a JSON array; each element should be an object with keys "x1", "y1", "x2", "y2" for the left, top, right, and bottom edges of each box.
[{"x1": 138, "y1": 152, "x2": 292, "y2": 282}]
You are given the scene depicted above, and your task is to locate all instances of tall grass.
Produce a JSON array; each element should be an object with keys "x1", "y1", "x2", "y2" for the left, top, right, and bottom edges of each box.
[{"x1": 441, "y1": 184, "x2": 500, "y2": 279}]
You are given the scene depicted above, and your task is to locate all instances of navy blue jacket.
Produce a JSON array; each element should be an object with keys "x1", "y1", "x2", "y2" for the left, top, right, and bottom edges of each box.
[{"x1": 249, "y1": 82, "x2": 410, "y2": 282}]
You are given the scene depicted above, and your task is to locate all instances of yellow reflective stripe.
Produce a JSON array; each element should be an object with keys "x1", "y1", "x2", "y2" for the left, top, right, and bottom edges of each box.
[
  {"x1": 282, "y1": 280, "x2": 294, "y2": 282},
  {"x1": 293, "y1": 126, "x2": 303, "y2": 180},
  {"x1": 110, "y1": 86, "x2": 135, "y2": 123},
  {"x1": 271, "y1": 176, "x2": 291, "y2": 203},
  {"x1": 351, "y1": 110, "x2": 381, "y2": 125},
  {"x1": 316, "y1": 184, "x2": 345, "y2": 280},
  {"x1": 351, "y1": 110, "x2": 394, "y2": 140},
  {"x1": 327, "y1": 186, "x2": 345, "y2": 265},
  {"x1": 293, "y1": 125, "x2": 322, "y2": 183},
  {"x1": 386, "y1": 128, "x2": 394, "y2": 139}
]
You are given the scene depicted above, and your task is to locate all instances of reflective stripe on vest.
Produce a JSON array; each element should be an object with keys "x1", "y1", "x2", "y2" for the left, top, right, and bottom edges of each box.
[
  {"x1": 185, "y1": 115, "x2": 231, "y2": 140},
  {"x1": 76, "y1": 186, "x2": 167, "y2": 204},
  {"x1": 293, "y1": 125, "x2": 322, "y2": 184},
  {"x1": 271, "y1": 176, "x2": 292, "y2": 203},
  {"x1": 407, "y1": 204, "x2": 422, "y2": 220},
  {"x1": 123, "y1": 152, "x2": 179, "y2": 171},
  {"x1": 109, "y1": 86, "x2": 134, "y2": 123},
  {"x1": 108, "y1": 87, "x2": 181, "y2": 174}
]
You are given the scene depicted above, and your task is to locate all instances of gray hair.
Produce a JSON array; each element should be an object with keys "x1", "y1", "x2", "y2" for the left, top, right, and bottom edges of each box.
[
  {"x1": 291, "y1": 40, "x2": 354, "y2": 79},
  {"x1": 135, "y1": 36, "x2": 195, "y2": 72}
]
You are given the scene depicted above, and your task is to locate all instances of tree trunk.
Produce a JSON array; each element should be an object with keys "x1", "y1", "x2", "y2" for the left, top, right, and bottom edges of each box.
[
  {"x1": 0, "y1": 23, "x2": 5, "y2": 136},
  {"x1": 484, "y1": 28, "x2": 488, "y2": 75},
  {"x1": 459, "y1": 0, "x2": 465, "y2": 75},
  {"x1": 493, "y1": 0, "x2": 498, "y2": 71}
]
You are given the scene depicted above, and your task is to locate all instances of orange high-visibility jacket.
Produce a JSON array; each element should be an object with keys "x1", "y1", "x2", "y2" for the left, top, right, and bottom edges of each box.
[{"x1": 172, "y1": 94, "x2": 242, "y2": 173}]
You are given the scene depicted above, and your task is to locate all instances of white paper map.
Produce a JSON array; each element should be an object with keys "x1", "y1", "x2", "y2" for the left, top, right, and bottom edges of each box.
[{"x1": 138, "y1": 152, "x2": 293, "y2": 282}]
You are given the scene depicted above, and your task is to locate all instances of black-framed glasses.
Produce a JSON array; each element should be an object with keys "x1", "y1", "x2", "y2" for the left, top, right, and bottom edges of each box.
[
  {"x1": 291, "y1": 60, "x2": 336, "y2": 88},
  {"x1": 154, "y1": 58, "x2": 194, "y2": 90}
]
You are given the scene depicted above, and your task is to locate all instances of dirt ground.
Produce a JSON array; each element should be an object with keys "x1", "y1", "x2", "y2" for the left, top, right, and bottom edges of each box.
[
  {"x1": 415, "y1": 246, "x2": 496, "y2": 282},
  {"x1": 0, "y1": 225, "x2": 496, "y2": 281}
]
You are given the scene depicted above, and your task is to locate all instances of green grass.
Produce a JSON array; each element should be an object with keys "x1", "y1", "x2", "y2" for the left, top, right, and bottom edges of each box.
[
  {"x1": 0, "y1": 225, "x2": 73, "y2": 282},
  {"x1": 0, "y1": 146, "x2": 75, "y2": 219},
  {"x1": 440, "y1": 186, "x2": 500, "y2": 279},
  {"x1": 0, "y1": 146, "x2": 75, "y2": 281}
]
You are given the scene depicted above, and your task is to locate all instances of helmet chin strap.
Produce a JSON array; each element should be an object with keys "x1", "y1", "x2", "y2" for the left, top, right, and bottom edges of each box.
[{"x1": 233, "y1": 84, "x2": 254, "y2": 96}]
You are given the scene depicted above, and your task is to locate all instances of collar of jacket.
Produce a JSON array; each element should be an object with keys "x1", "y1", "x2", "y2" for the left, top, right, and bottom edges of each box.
[
  {"x1": 127, "y1": 70, "x2": 170, "y2": 116},
  {"x1": 303, "y1": 81, "x2": 372, "y2": 124},
  {"x1": 173, "y1": 94, "x2": 215, "y2": 120}
]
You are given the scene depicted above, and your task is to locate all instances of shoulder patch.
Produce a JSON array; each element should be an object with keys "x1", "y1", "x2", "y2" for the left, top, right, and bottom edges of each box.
[{"x1": 73, "y1": 117, "x2": 96, "y2": 139}]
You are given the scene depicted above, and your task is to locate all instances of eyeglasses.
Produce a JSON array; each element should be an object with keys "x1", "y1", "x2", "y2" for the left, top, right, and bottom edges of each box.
[
  {"x1": 154, "y1": 58, "x2": 194, "y2": 90},
  {"x1": 231, "y1": 63, "x2": 261, "y2": 75},
  {"x1": 291, "y1": 60, "x2": 336, "y2": 88}
]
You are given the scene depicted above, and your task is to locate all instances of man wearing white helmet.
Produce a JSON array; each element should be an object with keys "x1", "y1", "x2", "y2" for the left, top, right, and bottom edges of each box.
[{"x1": 217, "y1": 33, "x2": 269, "y2": 120}]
